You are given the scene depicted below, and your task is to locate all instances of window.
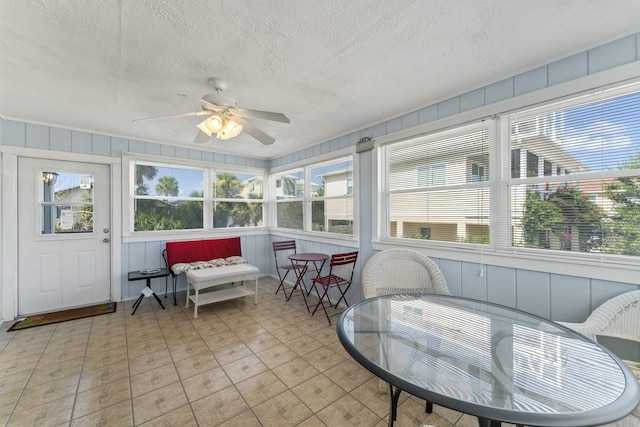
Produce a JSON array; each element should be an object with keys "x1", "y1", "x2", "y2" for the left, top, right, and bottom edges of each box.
[
  {"x1": 510, "y1": 85, "x2": 640, "y2": 255},
  {"x1": 383, "y1": 122, "x2": 490, "y2": 244},
  {"x1": 42, "y1": 172, "x2": 94, "y2": 234},
  {"x1": 273, "y1": 168, "x2": 304, "y2": 230},
  {"x1": 273, "y1": 155, "x2": 354, "y2": 235},
  {"x1": 311, "y1": 158, "x2": 353, "y2": 234},
  {"x1": 381, "y1": 81, "x2": 640, "y2": 257},
  {"x1": 213, "y1": 172, "x2": 264, "y2": 228},
  {"x1": 133, "y1": 163, "x2": 204, "y2": 231},
  {"x1": 470, "y1": 162, "x2": 486, "y2": 183},
  {"x1": 418, "y1": 227, "x2": 431, "y2": 240},
  {"x1": 129, "y1": 160, "x2": 264, "y2": 233},
  {"x1": 417, "y1": 163, "x2": 446, "y2": 186}
]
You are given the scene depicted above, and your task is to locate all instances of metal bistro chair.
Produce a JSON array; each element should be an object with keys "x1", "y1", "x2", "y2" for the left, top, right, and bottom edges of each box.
[
  {"x1": 311, "y1": 251, "x2": 358, "y2": 324},
  {"x1": 272, "y1": 240, "x2": 304, "y2": 299}
]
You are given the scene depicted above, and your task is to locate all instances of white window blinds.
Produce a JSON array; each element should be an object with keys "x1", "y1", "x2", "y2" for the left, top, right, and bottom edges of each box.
[
  {"x1": 384, "y1": 121, "x2": 491, "y2": 244},
  {"x1": 509, "y1": 84, "x2": 640, "y2": 255}
]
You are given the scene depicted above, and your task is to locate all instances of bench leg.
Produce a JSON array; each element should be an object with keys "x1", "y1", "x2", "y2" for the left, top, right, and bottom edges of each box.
[
  {"x1": 254, "y1": 279, "x2": 258, "y2": 304},
  {"x1": 185, "y1": 282, "x2": 191, "y2": 308},
  {"x1": 193, "y1": 289, "x2": 199, "y2": 319}
]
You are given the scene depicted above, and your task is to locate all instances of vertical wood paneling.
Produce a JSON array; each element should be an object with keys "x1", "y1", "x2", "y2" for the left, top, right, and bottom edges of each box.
[
  {"x1": 486, "y1": 266, "x2": 516, "y2": 308},
  {"x1": 460, "y1": 261, "x2": 486, "y2": 300},
  {"x1": 549, "y1": 274, "x2": 590, "y2": 322},
  {"x1": 516, "y1": 270, "x2": 550, "y2": 318}
]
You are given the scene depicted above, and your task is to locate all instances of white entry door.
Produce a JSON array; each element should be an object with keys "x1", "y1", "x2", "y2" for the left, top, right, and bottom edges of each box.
[{"x1": 18, "y1": 158, "x2": 111, "y2": 315}]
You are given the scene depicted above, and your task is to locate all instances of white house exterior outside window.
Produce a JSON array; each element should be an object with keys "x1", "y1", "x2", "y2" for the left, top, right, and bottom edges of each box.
[
  {"x1": 509, "y1": 83, "x2": 640, "y2": 256},
  {"x1": 382, "y1": 122, "x2": 491, "y2": 244},
  {"x1": 379, "y1": 80, "x2": 640, "y2": 258}
]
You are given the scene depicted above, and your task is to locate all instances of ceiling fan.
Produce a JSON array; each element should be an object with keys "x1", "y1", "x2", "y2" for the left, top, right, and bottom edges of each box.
[{"x1": 132, "y1": 78, "x2": 290, "y2": 145}]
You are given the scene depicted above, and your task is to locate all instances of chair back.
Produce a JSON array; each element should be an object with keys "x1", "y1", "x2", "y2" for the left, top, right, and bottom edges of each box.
[
  {"x1": 362, "y1": 248, "x2": 450, "y2": 299},
  {"x1": 272, "y1": 240, "x2": 297, "y2": 269},
  {"x1": 273, "y1": 240, "x2": 296, "y2": 252},
  {"x1": 328, "y1": 251, "x2": 359, "y2": 276}
]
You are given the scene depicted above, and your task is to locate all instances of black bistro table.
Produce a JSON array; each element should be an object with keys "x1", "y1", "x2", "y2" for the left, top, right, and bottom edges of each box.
[
  {"x1": 128, "y1": 268, "x2": 169, "y2": 315},
  {"x1": 336, "y1": 294, "x2": 640, "y2": 427}
]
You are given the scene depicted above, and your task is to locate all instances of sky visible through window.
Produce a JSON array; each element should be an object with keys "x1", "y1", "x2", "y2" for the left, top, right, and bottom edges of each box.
[
  {"x1": 51, "y1": 173, "x2": 93, "y2": 193},
  {"x1": 562, "y1": 90, "x2": 640, "y2": 172}
]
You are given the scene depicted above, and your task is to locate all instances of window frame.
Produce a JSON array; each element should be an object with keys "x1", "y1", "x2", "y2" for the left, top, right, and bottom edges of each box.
[
  {"x1": 271, "y1": 152, "x2": 357, "y2": 240},
  {"x1": 380, "y1": 121, "x2": 493, "y2": 248},
  {"x1": 375, "y1": 77, "x2": 640, "y2": 275},
  {"x1": 507, "y1": 82, "x2": 640, "y2": 257},
  {"x1": 122, "y1": 154, "x2": 266, "y2": 241}
]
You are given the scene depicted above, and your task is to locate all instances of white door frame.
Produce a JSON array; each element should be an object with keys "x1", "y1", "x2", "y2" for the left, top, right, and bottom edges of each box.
[{"x1": 1, "y1": 146, "x2": 122, "y2": 322}]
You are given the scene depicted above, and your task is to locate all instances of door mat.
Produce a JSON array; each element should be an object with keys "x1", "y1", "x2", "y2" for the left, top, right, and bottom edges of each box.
[{"x1": 6, "y1": 302, "x2": 117, "y2": 332}]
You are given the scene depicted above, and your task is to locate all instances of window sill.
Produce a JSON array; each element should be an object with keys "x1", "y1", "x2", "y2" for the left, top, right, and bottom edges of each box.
[{"x1": 373, "y1": 239, "x2": 640, "y2": 285}]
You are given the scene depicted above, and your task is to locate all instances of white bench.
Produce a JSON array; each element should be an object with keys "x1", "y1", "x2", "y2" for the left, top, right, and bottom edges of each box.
[{"x1": 186, "y1": 263, "x2": 259, "y2": 318}]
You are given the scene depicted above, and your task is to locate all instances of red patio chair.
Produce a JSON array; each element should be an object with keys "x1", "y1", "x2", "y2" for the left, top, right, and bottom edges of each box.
[
  {"x1": 310, "y1": 251, "x2": 358, "y2": 324},
  {"x1": 272, "y1": 240, "x2": 304, "y2": 299}
]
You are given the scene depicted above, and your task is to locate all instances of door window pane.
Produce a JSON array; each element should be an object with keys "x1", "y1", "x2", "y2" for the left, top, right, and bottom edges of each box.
[{"x1": 41, "y1": 172, "x2": 94, "y2": 234}]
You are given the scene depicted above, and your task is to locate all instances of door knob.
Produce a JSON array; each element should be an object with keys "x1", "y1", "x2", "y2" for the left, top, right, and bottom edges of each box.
[
  {"x1": 103, "y1": 228, "x2": 110, "y2": 233},
  {"x1": 103, "y1": 238, "x2": 110, "y2": 243}
]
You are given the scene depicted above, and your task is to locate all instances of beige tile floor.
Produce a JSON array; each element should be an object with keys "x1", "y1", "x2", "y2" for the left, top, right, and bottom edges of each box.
[{"x1": 0, "y1": 277, "x2": 489, "y2": 427}]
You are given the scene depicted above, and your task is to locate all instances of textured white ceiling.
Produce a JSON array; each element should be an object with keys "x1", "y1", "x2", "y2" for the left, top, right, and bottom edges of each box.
[{"x1": 1, "y1": 1, "x2": 640, "y2": 160}]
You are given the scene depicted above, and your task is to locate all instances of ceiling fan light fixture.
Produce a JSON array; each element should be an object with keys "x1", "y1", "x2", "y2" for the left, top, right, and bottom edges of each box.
[
  {"x1": 196, "y1": 120, "x2": 212, "y2": 137},
  {"x1": 205, "y1": 114, "x2": 224, "y2": 133},
  {"x1": 217, "y1": 119, "x2": 243, "y2": 140},
  {"x1": 196, "y1": 114, "x2": 224, "y2": 137}
]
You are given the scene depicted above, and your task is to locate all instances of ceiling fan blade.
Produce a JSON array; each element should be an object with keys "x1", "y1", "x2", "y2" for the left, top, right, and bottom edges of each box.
[
  {"x1": 132, "y1": 110, "x2": 209, "y2": 123},
  {"x1": 193, "y1": 130, "x2": 211, "y2": 144},
  {"x1": 233, "y1": 117, "x2": 276, "y2": 145},
  {"x1": 177, "y1": 93, "x2": 219, "y2": 109},
  {"x1": 237, "y1": 108, "x2": 290, "y2": 124}
]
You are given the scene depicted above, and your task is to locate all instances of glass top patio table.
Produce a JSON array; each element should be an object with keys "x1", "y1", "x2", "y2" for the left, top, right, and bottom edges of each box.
[{"x1": 336, "y1": 294, "x2": 640, "y2": 427}]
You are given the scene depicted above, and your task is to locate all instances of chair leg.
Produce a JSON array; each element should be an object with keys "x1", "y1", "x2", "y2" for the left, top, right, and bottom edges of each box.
[
  {"x1": 311, "y1": 284, "x2": 331, "y2": 324},
  {"x1": 334, "y1": 283, "x2": 351, "y2": 307},
  {"x1": 275, "y1": 271, "x2": 289, "y2": 299},
  {"x1": 172, "y1": 277, "x2": 178, "y2": 305}
]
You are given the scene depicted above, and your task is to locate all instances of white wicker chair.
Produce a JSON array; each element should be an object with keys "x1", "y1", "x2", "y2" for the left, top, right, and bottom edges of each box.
[
  {"x1": 361, "y1": 248, "x2": 450, "y2": 410},
  {"x1": 558, "y1": 290, "x2": 640, "y2": 426},
  {"x1": 362, "y1": 248, "x2": 450, "y2": 299},
  {"x1": 557, "y1": 290, "x2": 640, "y2": 343}
]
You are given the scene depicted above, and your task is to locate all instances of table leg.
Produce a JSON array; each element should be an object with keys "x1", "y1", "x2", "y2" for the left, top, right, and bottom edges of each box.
[
  {"x1": 310, "y1": 260, "x2": 326, "y2": 296},
  {"x1": 132, "y1": 277, "x2": 166, "y2": 315},
  {"x1": 287, "y1": 263, "x2": 311, "y2": 313},
  {"x1": 477, "y1": 417, "x2": 502, "y2": 427},
  {"x1": 388, "y1": 384, "x2": 402, "y2": 427},
  {"x1": 131, "y1": 293, "x2": 144, "y2": 315},
  {"x1": 153, "y1": 290, "x2": 165, "y2": 309}
]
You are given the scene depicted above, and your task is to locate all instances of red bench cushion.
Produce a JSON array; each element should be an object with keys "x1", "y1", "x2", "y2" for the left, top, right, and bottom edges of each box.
[{"x1": 165, "y1": 237, "x2": 242, "y2": 268}]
